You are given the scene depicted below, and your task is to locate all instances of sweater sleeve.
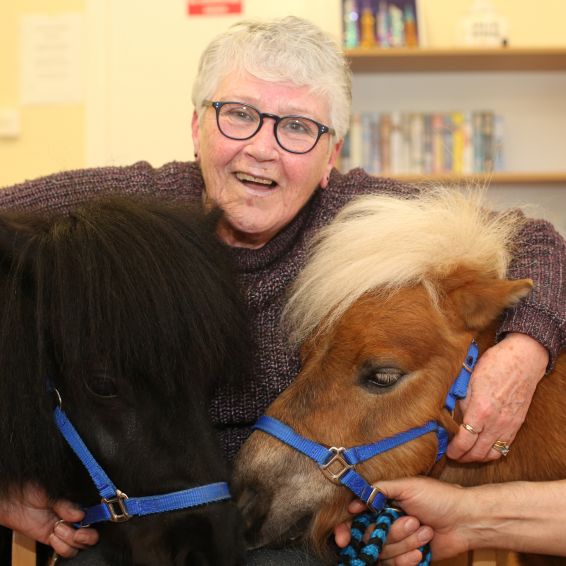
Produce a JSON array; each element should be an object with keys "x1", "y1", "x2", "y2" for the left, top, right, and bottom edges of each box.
[
  {"x1": 0, "y1": 161, "x2": 177, "y2": 215},
  {"x1": 496, "y1": 217, "x2": 566, "y2": 369}
]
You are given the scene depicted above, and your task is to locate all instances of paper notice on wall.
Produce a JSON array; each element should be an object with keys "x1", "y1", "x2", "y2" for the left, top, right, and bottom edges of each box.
[
  {"x1": 188, "y1": 1, "x2": 242, "y2": 16},
  {"x1": 20, "y1": 13, "x2": 84, "y2": 105}
]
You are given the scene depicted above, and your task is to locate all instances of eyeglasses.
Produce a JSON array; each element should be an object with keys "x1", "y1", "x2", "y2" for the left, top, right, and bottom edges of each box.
[{"x1": 203, "y1": 100, "x2": 335, "y2": 154}]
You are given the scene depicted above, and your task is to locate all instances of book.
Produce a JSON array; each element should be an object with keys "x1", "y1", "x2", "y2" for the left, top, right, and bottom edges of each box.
[{"x1": 343, "y1": 0, "x2": 422, "y2": 48}]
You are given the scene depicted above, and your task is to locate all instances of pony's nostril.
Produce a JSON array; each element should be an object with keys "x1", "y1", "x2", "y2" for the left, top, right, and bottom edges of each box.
[{"x1": 236, "y1": 486, "x2": 271, "y2": 538}]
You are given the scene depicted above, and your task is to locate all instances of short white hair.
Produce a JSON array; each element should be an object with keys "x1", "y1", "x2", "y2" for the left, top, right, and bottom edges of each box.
[{"x1": 191, "y1": 16, "x2": 352, "y2": 140}]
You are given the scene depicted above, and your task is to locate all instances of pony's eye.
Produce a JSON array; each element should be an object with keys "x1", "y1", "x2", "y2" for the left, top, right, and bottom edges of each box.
[
  {"x1": 85, "y1": 371, "x2": 118, "y2": 398},
  {"x1": 360, "y1": 365, "x2": 404, "y2": 389}
]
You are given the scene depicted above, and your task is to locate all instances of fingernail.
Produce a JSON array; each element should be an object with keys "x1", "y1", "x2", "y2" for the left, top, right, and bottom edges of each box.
[
  {"x1": 75, "y1": 532, "x2": 90, "y2": 545},
  {"x1": 417, "y1": 526, "x2": 433, "y2": 543},
  {"x1": 404, "y1": 517, "x2": 419, "y2": 533},
  {"x1": 54, "y1": 523, "x2": 71, "y2": 538}
]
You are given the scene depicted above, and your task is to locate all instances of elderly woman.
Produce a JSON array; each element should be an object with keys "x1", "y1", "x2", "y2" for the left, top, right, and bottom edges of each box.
[{"x1": 0, "y1": 15, "x2": 564, "y2": 565}]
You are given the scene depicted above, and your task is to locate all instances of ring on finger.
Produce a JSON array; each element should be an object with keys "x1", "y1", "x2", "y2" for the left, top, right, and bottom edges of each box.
[
  {"x1": 492, "y1": 439, "x2": 511, "y2": 456},
  {"x1": 53, "y1": 519, "x2": 66, "y2": 532},
  {"x1": 462, "y1": 422, "x2": 479, "y2": 435}
]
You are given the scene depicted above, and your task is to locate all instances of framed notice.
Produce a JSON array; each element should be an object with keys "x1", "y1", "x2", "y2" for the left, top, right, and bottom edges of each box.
[{"x1": 188, "y1": 1, "x2": 242, "y2": 16}]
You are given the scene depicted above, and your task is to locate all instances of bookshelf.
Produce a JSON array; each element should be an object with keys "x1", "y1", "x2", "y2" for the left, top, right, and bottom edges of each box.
[
  {"x1": 346, "y1": 47, "x2": 566, "y2": 186},
  {"x1": 346, "y1": 47, "x2": 566, "y2": 73},
  {"x1": 384, "y1": 172, "x2": 566, "y2": 186}
]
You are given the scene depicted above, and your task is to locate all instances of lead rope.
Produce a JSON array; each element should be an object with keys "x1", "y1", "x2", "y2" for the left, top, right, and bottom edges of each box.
[{"x1": 339, "y1": 507, "x2": 432, "y2": 566}]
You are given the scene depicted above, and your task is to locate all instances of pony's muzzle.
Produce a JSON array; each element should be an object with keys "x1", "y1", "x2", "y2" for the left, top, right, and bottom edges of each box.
[{"x1": 234, "y1": 484, "x2": 272, "y2": 546}]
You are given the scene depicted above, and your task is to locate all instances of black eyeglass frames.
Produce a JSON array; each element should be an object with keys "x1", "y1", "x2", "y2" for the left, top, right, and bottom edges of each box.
[{"x1": 202, "y1": 100, "x2": 335, "y2": 154}]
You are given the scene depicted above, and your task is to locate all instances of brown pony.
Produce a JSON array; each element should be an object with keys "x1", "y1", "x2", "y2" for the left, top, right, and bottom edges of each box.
[{"x1": 234, "y1": 188, "x2": 565, "y2": 565}]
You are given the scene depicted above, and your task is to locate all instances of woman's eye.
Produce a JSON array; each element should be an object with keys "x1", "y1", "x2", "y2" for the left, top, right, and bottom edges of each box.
[
  {"x1": 228, "y1": 108, "x2": 255, "y2": 121},
  {"x1": 364, "y1": 367, "x2": 404, "y2": 389},
  {"x1": 283, "y1": 119, "x2": 314, "y2": 136},
  {"x1": 85, "y1": 371, "x2": 118, "y2": 398}
]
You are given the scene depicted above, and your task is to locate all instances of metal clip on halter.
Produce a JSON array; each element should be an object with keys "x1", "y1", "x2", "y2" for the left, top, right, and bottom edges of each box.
[
  {"x1": 320, "y1": 447, "x2": 353, "y2": 484},
  {"x1": 365, "y1": 486, "x2": 385, "y2": 513},
  {"x1": 102, "y1": 490, "x2": 130, "y2": 522}
]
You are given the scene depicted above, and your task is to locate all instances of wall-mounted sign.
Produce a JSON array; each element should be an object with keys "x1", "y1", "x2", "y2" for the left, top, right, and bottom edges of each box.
[
  {"x1": 20, "y1": 13, "x2": 83, "y2": 105},
  {"x1": 188, "y1": 1, "x2": 242, "y2": 16}
]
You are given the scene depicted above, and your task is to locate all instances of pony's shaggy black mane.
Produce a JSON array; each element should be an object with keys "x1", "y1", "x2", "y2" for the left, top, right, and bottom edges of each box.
[{"x1": 0, "y1": 196, "x2": 249, "y2": 499}]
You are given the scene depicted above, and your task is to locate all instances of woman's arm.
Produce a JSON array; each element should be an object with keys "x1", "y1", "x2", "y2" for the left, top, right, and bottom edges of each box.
[
  {"x1": 375, "y1": 477, "x2": 566, "y2": 562},
  {"x1": 0, "y1": 160, "x2": 183, "y2": 214},
  {"x1": 448, "y1": 217, "x2": 565, "y2": 463}
]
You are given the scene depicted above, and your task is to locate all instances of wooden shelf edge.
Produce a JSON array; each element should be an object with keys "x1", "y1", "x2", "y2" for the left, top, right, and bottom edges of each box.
[
  {"x1": 378, "y1": 172, "x2": 566, "y2": 185},
  {"x1": 346, "y1": 47, "x2": 566, "y2": 72}
]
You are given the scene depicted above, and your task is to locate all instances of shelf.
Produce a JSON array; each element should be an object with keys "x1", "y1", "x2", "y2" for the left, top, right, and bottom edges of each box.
[
  {"x1": 379, "y1": 172, "x2": 566, "y2": 186},
  {"x1": 346, "y1": 47, "x2": 566, "y2": 73}
]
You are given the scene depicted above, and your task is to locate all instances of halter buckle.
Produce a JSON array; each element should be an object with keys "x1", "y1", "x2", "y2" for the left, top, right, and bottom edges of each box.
[
  {"x1": 320, "y1": 447, "x2": 353, "y2": 484},
  {"x1": 366, "y1": 486, "x2": 385, "y2": 513},
  {"x1": 102, "y1": 490, "x2": 130, "y2": 522}
]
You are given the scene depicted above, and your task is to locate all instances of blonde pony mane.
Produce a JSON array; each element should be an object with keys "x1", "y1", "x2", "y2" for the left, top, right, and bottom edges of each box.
[{"x1": 283, "y1": 187, "x2": 523, "y2": 345}]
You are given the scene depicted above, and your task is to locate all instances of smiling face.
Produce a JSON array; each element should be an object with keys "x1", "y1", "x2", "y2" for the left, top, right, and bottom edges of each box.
[{"x1": 192, "y1": 71, "x2": 342, "y2": 248}]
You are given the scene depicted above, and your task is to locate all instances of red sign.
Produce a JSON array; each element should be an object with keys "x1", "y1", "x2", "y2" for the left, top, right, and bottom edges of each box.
[{"x1": 188, "y1": 1, "x2": 242, "y2": 16}]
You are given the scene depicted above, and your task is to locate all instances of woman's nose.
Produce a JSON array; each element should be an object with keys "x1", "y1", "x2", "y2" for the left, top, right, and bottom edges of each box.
[{"x1": 242, "y1": 121, "x2": 280, "y2": 161}]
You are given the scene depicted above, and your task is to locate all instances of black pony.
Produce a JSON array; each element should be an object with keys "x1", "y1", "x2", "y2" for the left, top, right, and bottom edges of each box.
[{"x1": 0, "y1": 196, "x2": 248, "y2": 565}]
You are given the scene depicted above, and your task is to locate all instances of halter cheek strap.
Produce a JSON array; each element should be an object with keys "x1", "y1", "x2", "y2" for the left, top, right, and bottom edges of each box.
[
  {"x1": 54, "y1": 404, "x2": 231, "y2": 526},
  {"x1": 253, "y1": 341, "x2": 479, "y2": 513}
]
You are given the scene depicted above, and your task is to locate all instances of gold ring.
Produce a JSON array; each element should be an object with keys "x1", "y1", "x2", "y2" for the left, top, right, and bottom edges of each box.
[
  {"x1": 462, "y1": 423, "x2": 479, "y2": 434},
  {"x1": 492, "y1": 440, "x2": 511, "y2": 456}
]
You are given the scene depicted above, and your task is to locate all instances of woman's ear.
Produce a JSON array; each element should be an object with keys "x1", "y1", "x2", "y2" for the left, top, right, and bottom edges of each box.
[
  {"x1": 191, "y1": 110, "x2": 201, "y2": 161},
  {"x1": 320, "y1": 139, "x2": 343, "y2": 189}
]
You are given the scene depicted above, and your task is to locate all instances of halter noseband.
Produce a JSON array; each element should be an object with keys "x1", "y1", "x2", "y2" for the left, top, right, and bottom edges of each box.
[
  {"x1": 253, "y1": 341, "x2": 479, "y2": 514},
  {"x1": 53, "y1": 396, "x2": 231, "y2": 526}
]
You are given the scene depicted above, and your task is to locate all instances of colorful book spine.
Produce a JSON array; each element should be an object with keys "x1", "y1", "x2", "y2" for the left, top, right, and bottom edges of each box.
[
  {"x1": 339, "y1": 109, "x2": 504, "y2": 176},
  {"x1": 343, "y1": 1, "x2": 420, "y2": 49},
  {"x1": 451, "y1": 111, "x2": 464, "y2": 174},
  {"x1": 343, "y1": 0, "x2": 360, "y2": 48}
]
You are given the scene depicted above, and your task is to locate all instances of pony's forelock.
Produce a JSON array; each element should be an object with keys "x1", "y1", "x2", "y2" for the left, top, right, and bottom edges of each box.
[
  {"x1": 283, "y1": 187, "x2": 523, "y2": 345},
  {"x1": 0, "y1": 196, "x2": 249, "y2": 495}
]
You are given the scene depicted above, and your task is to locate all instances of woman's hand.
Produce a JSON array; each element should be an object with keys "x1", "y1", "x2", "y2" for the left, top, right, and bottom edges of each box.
[
  {"x1": 447, "y1": 332, "x2": 548, "y2": 462},
  {"x1": 334, "y1": 499, "x2": 434, "y2": 566},
  {"x1": 373, "y1": 477, "x2": 475, "y2": 562},
  {"x1": 0, "y1": 484, "x2": 98, "y2": 559}
]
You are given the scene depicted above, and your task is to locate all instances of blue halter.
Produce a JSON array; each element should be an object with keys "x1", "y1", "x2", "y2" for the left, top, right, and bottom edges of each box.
[
  {"x1": 53, "y1": 397, "x2": 231, "y2": 526},
  {"x1": 253, "y1": 341, "x2": 479, "y2": 514}
]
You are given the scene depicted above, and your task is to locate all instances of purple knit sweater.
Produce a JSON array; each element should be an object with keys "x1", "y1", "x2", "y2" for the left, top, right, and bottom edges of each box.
[{"x1": 2, "y1": 161, "x2": 565, "y2": 461}]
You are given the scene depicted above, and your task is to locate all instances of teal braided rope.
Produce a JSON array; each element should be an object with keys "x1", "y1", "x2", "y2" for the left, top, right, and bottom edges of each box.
[{"x1": 338, "y1": 507, "x2": 432, "y2": 565}]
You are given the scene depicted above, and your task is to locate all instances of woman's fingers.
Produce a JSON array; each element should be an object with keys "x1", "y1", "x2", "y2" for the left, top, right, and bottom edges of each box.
[
  {"x1": 334, "y1": 519, "x2": 353, "y2": 548},
  {"x1": 380, "y1": 519, "x2": 433, "y2": 560}
]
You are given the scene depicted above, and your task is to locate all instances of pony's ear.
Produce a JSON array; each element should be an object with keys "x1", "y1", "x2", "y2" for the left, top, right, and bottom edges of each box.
[{"x1": 443, "y1": 266, "x2": 533, "y2": 332}]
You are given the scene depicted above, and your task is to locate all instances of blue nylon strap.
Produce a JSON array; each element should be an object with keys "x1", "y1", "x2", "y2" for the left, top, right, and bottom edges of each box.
[
  {"x1": 80, "y1": 482, "x2": 231, "y2": 526},
  {"x1": 444, "y1": 341, "x2": 478, "y2": 413},
  {"x1": 343, "y1": 421, "x2": 440, "y2": 465},
  {"x1": 254, "y1": 415, "x2": 446, "y2": 511},
  {"x1": 54, "y1": 406, "x2": 118, "y2": 500},
  {"x1": 339, "y1": 469, "x2": 387, "y2": 513},
  {"x1": 55, "y1": 404, "x2": 233, "y2": 526},
  {"x1": 253, "y1": 416, "x2": 331, "y2": 465}
]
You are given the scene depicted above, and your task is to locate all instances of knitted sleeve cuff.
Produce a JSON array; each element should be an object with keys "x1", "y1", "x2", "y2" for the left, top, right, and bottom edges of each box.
[{"x1": 497, "y1": 302, "x2": 564, "y2": 372}]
